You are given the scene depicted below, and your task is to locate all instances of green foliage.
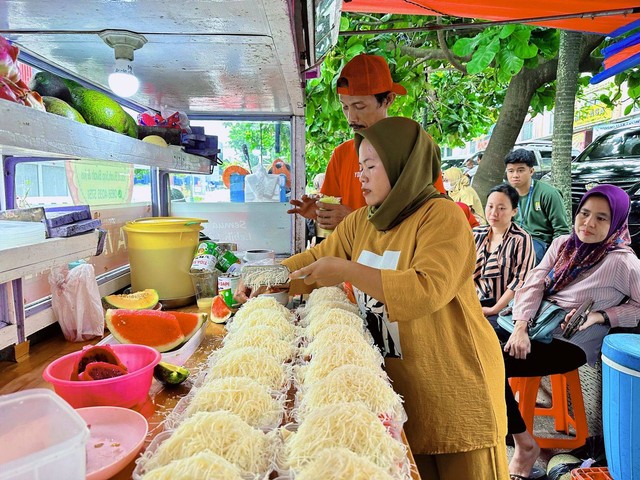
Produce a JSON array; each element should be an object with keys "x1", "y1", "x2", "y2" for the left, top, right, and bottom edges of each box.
[
  {"x1": 302, "y1": 14, "x2": 583, "y2": 181},
  {"x1": 223, "y1": 122, "x2": 291, "y2": 170}
]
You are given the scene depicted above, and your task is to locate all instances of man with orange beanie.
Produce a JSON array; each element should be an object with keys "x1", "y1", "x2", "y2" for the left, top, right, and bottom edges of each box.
[{"x1": 288, "y1": 54, "x2": 444, "y2": 230}]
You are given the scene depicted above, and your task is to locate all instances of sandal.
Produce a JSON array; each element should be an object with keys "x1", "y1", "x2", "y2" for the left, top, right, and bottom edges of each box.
[{"x1": 510, "y1": 466, "x2": 546, "y2": 479}]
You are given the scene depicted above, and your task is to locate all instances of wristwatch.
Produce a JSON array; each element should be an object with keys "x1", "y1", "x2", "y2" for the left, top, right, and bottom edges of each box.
[{"x1": 597, "y1": 310, "x2": 610, "y2": 327}]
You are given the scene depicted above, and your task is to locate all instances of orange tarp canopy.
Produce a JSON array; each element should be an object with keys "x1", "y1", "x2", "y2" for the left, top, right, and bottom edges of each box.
[{"x1": 342, "y1": 1, "x2": 640, "y2": 35}]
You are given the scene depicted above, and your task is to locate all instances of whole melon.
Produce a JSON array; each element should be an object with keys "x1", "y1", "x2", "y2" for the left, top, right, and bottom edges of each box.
[
  {"x1": 63, "y1": 83, "x2": 138, "y2": 138},
  {"x1": 105, "y1": 309, "x2": 185, "y2": 352},
  {"x1": 42, "y1": 96, "x2": 86, "y2": 123},
  {"x1": 29, "y1": 71, "x2": 72, "y2": 103}
]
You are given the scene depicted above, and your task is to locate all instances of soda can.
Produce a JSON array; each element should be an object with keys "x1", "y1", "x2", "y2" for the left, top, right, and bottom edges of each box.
[
  {"x1": 218, "y1": 273, "x2": 241, "y2": 308},
  {"x1": 191, "y1": 241, "x2": 218, "y2": 272},
  {"x1": 216, "y1": 250, "x2": 241, "y2": 273}
]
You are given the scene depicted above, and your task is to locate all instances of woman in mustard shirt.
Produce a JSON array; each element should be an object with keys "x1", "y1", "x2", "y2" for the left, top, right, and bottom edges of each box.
[{"x1": 237, "y1": 117, "x2": 509, "y2": 479}]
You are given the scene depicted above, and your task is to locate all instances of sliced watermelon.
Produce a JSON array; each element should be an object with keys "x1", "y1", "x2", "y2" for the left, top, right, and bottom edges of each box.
[
  {"x1": 167, "y1": 311, "x2": 206, "y2": 342},
  {"x1": 210, "y1": 294, "x2": 232, "y2": 323},
  {"x1": 79, "y1": 361, "x2": 128, "y2": 381},
  {"x1": 105, "y1": 309, "x2": 185, "y2": 352}
]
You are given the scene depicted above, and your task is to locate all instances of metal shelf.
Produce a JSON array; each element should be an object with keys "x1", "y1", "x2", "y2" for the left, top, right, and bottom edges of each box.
[
  {"x1": 0, "y1": 230, "x2": 100, "y2": 284},
  {"x1": 0, "y1": 101, "x2": 212, "y2": 174}
]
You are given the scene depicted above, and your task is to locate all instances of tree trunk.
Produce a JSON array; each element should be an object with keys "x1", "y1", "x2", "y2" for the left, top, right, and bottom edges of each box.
[
  {"x1": 472, "y1": 34, "x2": 603, "y2": 203},
  {"x1": 552, "y1": 31, "x2": 582, "y2": 218},
  {"x1": 473, "y1": 61, "x2": 558, "y2": 201}
]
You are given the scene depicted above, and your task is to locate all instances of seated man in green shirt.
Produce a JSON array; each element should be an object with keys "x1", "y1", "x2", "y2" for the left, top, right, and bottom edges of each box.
[{"x1": 504, "y1": 149, "x2": 571, "y2": 264}]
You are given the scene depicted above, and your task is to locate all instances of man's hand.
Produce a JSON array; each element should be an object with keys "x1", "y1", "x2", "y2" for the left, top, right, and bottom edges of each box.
[
  {"x1": 290, "y1": 257, "x2": 351, "y2": 286},
  {"x1": 504, "y1": 321, "x2": 531, "y2": 360},
  {"x1": 287, "y1": 195, "x2": 318, "y2": 220},
  {"x1": 316, "y1": 201, "x2": 353, "y2": 230}
]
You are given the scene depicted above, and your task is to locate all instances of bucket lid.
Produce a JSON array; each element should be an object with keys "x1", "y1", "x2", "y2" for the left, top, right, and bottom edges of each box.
[
  {"x1": 123, "y1": 217, "x2": 207, "y2": 233},
  {"x1": 602, "y1": 334, "x2": 640, "y2": 371}
]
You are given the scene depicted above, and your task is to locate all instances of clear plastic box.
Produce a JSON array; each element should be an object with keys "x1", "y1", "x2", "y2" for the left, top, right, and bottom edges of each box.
[{"x1": 0, "y1": 389, "x2": 89, "y2": 480}]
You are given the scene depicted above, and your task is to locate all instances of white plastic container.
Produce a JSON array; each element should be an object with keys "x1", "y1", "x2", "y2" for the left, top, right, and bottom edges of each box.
[{"x1": 0, "y1": 389, "x2": 89, "y2": 480}]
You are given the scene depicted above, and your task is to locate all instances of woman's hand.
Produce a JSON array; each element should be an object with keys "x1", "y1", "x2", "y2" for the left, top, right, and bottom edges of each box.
[
  {"x1": 289, "y1": 257, "x2": 351, "y2": 286},
  {"x1": 561, "y1": 308, "x2": 606, "y2": 332},
  {"x1": 504, "y1": 321, "x2": 531, "y2": 359},
  {"x1": 482, "y1": 306, "x2": 497, "y2": 317},
  {"x1": 234, "y1": 279, "x2": 288, "y2": 304}
]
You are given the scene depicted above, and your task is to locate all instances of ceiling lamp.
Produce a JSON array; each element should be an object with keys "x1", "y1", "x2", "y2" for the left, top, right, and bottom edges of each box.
[{"x1": 99, "y1": 30, "x2": 147, "y2": 98}]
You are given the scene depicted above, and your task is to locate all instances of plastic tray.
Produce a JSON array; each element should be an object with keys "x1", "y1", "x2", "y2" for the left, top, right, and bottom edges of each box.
[
  {"x1": 0, "y1": 389, "x2": 89, "y2": 480},
  {"x1": 97, "y1": 319, "x2": 207, "y2": 366}
]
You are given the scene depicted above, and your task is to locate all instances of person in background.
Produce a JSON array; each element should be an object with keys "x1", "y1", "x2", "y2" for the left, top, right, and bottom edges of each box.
[
  {"x1": 287, "y1": 53, "x2": 444, "y2": 230},
  {"x1": 463, "y1": 155, "x2": 479, "y2": 181},
  {"x1": 473, "y1": 184, "x2": 535, "y2": 325},
  {"x1": 457, "y1": 202, "x2": 480, "y2": 228},
  {"x1": 239, "y1": 117, "x2": 509, "y2": 479},
  {"x1": 443, "y1": 167, "x2": 486, "y2": 224},
  {"x1": 501, "y1": 184, "x2": 640, "y2": 479},
  {"x1": 504, "y1": 149, "x2": 571, "y2": 264}
]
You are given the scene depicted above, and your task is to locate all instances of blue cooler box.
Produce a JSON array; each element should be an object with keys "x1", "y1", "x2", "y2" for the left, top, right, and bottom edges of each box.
[{"x1": 602, "y1": 333, "x2": 640, "y2": 480}]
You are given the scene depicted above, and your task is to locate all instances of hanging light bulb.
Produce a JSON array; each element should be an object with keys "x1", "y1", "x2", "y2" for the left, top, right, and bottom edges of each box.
[
  {"x1": 108, "y1": 58, "x2": 139, "y2": 97},
  {"x1": 99, "y1": 30, "x2": 147, "y2": 98}
]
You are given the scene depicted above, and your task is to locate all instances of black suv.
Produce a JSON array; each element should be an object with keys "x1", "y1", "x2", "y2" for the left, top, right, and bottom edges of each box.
[{"x1": 570, "y1": 126, "x2": 640, "y2": 255}]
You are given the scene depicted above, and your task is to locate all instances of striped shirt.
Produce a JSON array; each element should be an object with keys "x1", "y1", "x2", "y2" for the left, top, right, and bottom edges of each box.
[
  {"x1": 473, "y1": 223, "x2": 535, "y2": 304},
  {"x1": 513, "y1": 234, "x2": 640, "y2": 365}
]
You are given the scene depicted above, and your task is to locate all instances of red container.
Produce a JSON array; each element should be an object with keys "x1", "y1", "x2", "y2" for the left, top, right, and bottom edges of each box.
[
  {"x1": 43, "y1": 344, "x2": 161, "y2": 408},
  {"x1": 571, "y1": 467, "x2": 613, "y2": 480}
]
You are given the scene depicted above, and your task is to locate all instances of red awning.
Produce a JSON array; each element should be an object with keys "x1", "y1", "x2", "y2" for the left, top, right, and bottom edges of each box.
[{"x1": 342, "y1": 1, "x2": 640, "y2": 35}]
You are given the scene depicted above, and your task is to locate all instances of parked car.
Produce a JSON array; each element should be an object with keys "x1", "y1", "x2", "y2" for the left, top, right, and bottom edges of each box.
[
  {"x1": 469, "y1": 141, "x2": 580, "y2": 180},
  {"x1": 568, "y1": 126, "x2": 640, "y2": 256}
]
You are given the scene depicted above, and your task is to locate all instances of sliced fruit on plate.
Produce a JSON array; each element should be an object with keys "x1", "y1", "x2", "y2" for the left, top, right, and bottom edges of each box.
[
  {"x1": 166, "y1": 311, "x2": 206, "y2": 342},
  {"x1": 105, "y1": 309, "x2": 185, "y2": 353},
  {"x1": 102, "y1": 289, "x2": 159, "y2": 310},
  {"x1": 154, "y1": 361, "x2": 190, "y2": 385},
  {"x1": 210, "y1": 294, "x2": 232, "y2": 323}
]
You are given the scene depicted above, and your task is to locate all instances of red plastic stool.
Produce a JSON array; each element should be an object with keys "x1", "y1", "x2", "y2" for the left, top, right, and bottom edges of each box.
[{"x1": 509, "y1": 369, "x2": 588, "y2": 449}]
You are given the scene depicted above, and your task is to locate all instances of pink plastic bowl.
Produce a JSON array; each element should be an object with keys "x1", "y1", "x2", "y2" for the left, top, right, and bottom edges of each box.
[{"x1": 43, "y1": 344, "x2": 161, "y2": 409}]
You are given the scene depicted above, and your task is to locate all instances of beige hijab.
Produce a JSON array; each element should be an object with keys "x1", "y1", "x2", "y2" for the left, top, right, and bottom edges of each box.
[
  {"x1": 354, "y1": 117, "x2": 444, "y2": 231},
  {"x1": 443, "y1": 167, "x2": 485, "y2": 222}
]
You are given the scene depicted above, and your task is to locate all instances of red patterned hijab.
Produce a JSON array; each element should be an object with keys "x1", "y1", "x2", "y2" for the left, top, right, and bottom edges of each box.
[{"x1": 544, "y1": 184, "x2": 631, "y2": 295}]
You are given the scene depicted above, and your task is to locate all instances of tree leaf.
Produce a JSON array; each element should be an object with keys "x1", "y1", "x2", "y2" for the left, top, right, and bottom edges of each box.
[
  {"x1": 452, "y1": 36, "x2": 480, "y2": 56},
  {"x1": 467, "y1": 38, "x2": 500, "y2": 74},
  {"x1": 497, "y1": 48, "x2": 525, "y2": 75},
  {"x1": 498, "y1": 24, "x2": 517, "y2": 39}
]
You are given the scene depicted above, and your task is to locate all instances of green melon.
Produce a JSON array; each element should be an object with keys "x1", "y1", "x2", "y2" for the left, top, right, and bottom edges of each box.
[
  {"x1": 105, "y1": 309, "x2": 185, "y2": 352},
  {"x1": 42, "y1": 96, "x2": 86, "y2": 123},
  {"x1": 103, "y1": 289, "x2": 159, "y2": 310},
  {"x1": 167, "y1": 311, "x2": 206, "y2": 342}
]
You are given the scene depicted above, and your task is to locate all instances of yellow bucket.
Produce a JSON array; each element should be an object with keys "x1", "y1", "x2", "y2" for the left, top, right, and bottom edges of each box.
[{"x1": 122, "y1": 217, "x2": 206, "y2": 303}]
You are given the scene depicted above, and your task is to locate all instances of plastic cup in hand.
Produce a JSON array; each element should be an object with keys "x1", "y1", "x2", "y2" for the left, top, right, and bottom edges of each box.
[{"x1": 316, "y1": 196, "x2": 341, "y2": 238}]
